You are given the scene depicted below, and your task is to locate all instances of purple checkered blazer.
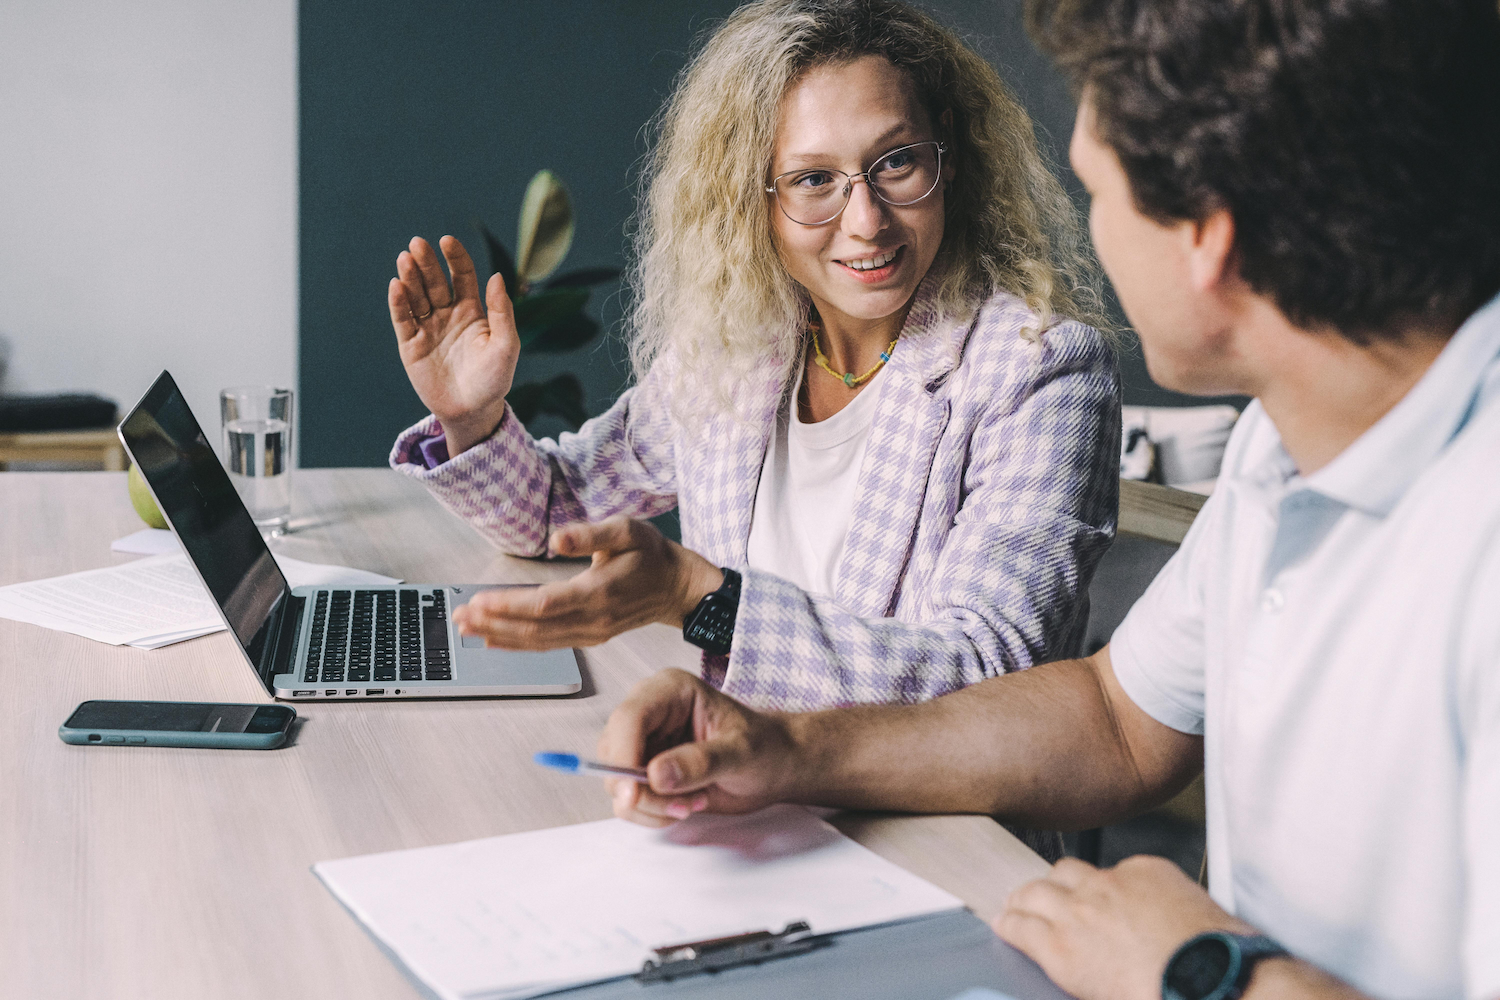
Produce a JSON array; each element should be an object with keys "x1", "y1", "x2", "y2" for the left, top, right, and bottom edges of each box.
[{"x1": 391, "y1": 283, "x2": 1119, "y2": 711}]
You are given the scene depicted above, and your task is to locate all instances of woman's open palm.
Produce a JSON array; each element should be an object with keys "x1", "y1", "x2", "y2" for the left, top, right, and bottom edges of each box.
[{"x1": 388, "y1": 235, "x2": 519, "y2": 455}]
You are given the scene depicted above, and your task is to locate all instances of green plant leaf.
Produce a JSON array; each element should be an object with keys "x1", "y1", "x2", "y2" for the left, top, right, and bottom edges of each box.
[
  {"x1": 516, "y1": 170, "x2": 574, "y2": 286},
  {"x1": 525, "y1": 312, "x2": 600, "y2": 354},
  {"x1": 475, "y1": 220, "x2": 518, "y2": 300},
  {"x1": 514, "y1": 287, "x2": 590, "y2": 347},
  {"x1": 544, "y1": 266, "x2": 621, "y2": 289},
  {"x1": 506, "y1": 373, "x2": 588, "y2": 430}
]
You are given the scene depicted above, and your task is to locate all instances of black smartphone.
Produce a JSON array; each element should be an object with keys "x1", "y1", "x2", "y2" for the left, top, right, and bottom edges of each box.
[{"x1": 58, "y1": 701, "x2": 296, "y2": 749}]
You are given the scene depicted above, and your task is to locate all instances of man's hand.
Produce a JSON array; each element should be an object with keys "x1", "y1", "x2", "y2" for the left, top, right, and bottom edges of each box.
[
  {"x1": 451, "y1": 516, "x2": 724, "y2": 649},
  {"x1": 596, "y1": 669, "x2": 800, "y2": 827},
  {"x1": 995, "y1": 855, "x2": 1255, "y2": 1000},
  {"x1": 389, "y1": 235, "x2": 518, "y2": 456}
]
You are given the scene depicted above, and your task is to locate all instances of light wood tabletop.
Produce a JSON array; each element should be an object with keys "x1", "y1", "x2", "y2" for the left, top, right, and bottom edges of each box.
[{"x1": 0, "y1": 469, "x2": 1049, "y2": 1000}]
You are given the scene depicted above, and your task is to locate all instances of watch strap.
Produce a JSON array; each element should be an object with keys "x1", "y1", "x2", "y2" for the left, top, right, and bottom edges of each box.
[{"x1": 1233, "y1": 935, "x2": 1288, "y2": 961}]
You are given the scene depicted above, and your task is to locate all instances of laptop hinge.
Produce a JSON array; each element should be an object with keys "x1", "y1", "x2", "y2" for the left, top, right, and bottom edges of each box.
[{"x1": 262, "y1": 593, "x2": 306, "y2": 685}]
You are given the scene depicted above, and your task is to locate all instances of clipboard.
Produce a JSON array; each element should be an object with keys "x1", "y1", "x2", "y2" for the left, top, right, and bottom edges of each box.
[
  {"x1": 529, "y1": 909, "x2": 1072, "y2": 999},
  {"x1": 313, "y1": 806, "x2": 1077, "y2": 1000},
  {"x1": 341, "y1": 906, "x2": 1074, "y2": 1000}
]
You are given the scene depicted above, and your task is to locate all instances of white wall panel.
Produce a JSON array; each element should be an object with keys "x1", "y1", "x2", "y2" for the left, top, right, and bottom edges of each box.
[{"x1": 0, "y1": 0, "x2": 297, "y2": 455}]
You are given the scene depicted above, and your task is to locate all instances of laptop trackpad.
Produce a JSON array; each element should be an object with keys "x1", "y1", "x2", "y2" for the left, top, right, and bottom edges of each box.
[{"x1": 453, "y1": 584, "x2": 530, "y2": 652}]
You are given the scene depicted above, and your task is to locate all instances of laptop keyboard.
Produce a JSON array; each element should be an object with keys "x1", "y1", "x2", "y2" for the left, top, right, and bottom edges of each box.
[{"x1": 302, "y1": 588, "x2": 452, "y2": 685}]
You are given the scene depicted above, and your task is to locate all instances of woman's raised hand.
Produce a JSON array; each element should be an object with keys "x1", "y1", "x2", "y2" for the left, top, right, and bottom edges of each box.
[{"x1": 388, "y1": 235, "x2": 519, "y2": 456}]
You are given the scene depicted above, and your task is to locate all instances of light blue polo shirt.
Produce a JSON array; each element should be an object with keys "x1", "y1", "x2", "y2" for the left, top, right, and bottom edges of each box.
[{"x1": 1112, "y1": 294, "x2": 1500, "y2": 999}]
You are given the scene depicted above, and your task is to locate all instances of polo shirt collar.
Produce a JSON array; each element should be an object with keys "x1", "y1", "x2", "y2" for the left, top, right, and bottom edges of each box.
[{"x1": 1304, "y1": 293, "x2": 1500, "y2": 515}]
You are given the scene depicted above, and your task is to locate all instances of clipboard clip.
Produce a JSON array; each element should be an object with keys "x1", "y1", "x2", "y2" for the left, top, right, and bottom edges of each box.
[{"x1": 636, "y1": 920, "x2": 827, "y2": 983}]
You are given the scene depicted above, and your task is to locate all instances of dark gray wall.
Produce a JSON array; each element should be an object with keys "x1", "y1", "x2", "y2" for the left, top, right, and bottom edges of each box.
[{"x1": 299, "y1": 0, "x2": 1212, "y2": 467}]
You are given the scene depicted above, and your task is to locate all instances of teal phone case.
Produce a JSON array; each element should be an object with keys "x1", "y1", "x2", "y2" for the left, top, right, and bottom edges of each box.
[{"x1": 58, "y1": 702, "x2": 294, "y2": 750}]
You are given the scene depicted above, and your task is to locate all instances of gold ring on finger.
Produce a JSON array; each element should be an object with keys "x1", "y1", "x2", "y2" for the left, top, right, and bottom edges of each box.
[{"x1": 413, "y1": 305, "x2": 434, "y2": 321}]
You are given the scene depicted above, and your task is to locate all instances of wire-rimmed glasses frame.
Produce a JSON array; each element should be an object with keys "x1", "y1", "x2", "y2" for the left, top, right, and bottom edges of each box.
[{"x1": 765, "y1": 140, "x2": 949, "y2": 226}]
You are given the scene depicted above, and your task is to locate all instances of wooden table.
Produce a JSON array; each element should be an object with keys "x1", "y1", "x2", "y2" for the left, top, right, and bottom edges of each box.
[{"x1": 0, "y1": 469, "x2": 1049, "y2": 1000}]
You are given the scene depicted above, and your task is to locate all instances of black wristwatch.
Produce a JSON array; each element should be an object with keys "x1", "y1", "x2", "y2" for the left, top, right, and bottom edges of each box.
[
  {"x1": 1162, "y1": 931, "x2": 1289, "y2": 1000},
  {"x1": 682, "y1": 568, "x2": 741, "y2": 656}
]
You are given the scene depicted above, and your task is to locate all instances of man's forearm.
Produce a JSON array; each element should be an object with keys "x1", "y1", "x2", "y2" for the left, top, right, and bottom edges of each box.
[
  {"x1": 1248, "y1": 957, "x2": 1370, "y2": 999},
  {"x1": 778, "y1": 650, "x2": 1202, "y2": 829}
]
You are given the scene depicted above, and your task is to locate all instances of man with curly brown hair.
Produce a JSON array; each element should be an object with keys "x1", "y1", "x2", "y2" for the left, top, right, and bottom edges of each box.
[{"x1": 590, "y1": 1, "x2": 1500, "y2": 997}]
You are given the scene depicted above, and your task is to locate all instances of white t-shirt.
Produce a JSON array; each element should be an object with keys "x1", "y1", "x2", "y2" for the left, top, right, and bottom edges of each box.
[
  {"x1": 745, "y1": 362, "x2": 887, "y2": 597},
  {"x1": 1111, "y1": 294, "x2": 1500, "y2": 999}
]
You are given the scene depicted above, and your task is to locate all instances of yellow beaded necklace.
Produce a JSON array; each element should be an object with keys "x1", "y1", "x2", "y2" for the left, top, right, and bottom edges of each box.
[{"x1": 808, "y1": 318, "x2": 898, "y2": 389}]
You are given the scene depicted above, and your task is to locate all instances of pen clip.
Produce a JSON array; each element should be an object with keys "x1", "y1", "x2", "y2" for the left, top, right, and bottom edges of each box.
[{"x1": 636, "y1": 920, "x2": 825, "y2": 983}]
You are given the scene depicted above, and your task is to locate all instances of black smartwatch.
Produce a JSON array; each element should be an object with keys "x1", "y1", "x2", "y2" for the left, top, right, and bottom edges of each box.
[
  {"x1": 682, "y1": 568, "x2": 741, "y2": 656},
  {"x1": 1162, "y1": 931, "x2": 1289, "y2": 1000}
]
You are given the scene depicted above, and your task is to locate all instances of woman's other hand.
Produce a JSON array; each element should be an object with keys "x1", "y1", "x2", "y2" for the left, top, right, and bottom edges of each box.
[
  {"x1": 388, "y1": 235, "x2": 518, "y2": 456},
  {"x1": 451, "y1": 515, "x2": 725, "y2": 649},
  {"x1": 596, "y1": 669, "x2": 800, "y2": 827}
]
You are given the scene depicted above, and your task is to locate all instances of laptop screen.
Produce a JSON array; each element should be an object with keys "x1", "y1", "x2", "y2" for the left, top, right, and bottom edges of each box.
[{"x1": 119, "y1": 371, "x2": 291, "y2": 691}]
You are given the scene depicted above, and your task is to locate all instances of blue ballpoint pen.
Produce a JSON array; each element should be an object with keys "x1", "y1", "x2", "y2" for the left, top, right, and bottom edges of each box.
[{"x1": 534, "y1": 752, "x2": 651, "y2": 783}]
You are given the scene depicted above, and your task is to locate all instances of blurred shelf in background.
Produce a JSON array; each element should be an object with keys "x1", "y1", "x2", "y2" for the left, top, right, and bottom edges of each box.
[{"x1": 0, "y1": 428, "x2": 126, "y2": 471}]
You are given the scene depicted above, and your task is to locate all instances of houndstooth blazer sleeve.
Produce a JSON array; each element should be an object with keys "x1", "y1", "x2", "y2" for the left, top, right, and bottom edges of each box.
[
  {"x1": 389, "y1": 363, "x2": 680, "y2": 556},
  {"x1": 719, "y1": 300, "x2": 1119, "y2": 710}
]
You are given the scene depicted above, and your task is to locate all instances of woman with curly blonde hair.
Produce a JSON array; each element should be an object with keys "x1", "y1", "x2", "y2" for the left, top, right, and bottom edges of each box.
[{"x1": 387, "y1": 0, "x2": 1119, "y2": 714}]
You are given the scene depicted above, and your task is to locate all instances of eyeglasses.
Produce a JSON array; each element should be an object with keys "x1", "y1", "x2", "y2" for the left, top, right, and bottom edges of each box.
[{"x1": 766, "y1": 140, "x2": 948, "y2": 226}]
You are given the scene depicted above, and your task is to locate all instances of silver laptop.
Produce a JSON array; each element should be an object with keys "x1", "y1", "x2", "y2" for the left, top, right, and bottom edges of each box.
[{"x1": 118, "y1": 370, "x2": 582, "y2": 701}]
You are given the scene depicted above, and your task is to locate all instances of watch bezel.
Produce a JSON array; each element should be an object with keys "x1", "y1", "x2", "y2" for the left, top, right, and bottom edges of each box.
[{"x1": 1161, "y1": 931, "x2": 1243, "y2": 1000}]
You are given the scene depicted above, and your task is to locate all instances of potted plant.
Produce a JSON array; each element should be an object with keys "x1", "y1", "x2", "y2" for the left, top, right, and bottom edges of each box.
[{"x1": 476, "y1": 170, "x2": 620, "y2": 430}]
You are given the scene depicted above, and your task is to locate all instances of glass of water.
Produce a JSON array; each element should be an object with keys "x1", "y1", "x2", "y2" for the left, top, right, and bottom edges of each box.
[{"x1": 220, "y1": 386, "x2": 294, "y2": 536}]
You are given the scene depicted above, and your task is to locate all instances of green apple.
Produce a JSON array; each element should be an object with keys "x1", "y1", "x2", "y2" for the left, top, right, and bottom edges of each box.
[{"x1": 127, "y1": 463, "x2": 168, "y2": 530}]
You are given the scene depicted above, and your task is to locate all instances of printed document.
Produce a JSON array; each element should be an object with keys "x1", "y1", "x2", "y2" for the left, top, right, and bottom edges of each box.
[
  {"x1": 0, "y1": 548, "x2": 400, "y2": 649},
  {"x1": 314, "y1": 804, "x2": 964, "y2": 1000}
]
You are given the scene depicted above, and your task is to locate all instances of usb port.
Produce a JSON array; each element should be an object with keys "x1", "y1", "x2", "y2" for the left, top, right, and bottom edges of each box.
[
  {"x1": 325, "y1": 689, "x2": 337, "y2": 696},
  {"x1": 292, "y1": 690, "x2": 315, "y2": 697},
  {"x1": 366, "y1": 689, "x2": 385, "y2": 695},
  {"x1": 345, "y1": 689, "x2": 357, "y2": 696}
]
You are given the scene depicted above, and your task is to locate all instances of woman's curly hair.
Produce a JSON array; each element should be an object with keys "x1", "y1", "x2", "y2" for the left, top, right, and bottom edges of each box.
[{"x1": 628, "y1": 0, "x2": 1109, "y2": 418}]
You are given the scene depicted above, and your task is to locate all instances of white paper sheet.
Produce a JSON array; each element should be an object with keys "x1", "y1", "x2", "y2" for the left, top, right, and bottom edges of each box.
[
  {"x1": 313, "y1": 804, "x2": 964, "y2": 1000},
  {"x1": 110, "y1": 528, "x2": 181, "y2": 555},
  {"x1": 276, "y1": 555, "x2": 401, "y2": 590},
  {"x1": 0, "y1": 554, "x2": 222, "y2": 646},
  {"x1": 0, "y1": 549, "x2": 402, "y2": 649}
]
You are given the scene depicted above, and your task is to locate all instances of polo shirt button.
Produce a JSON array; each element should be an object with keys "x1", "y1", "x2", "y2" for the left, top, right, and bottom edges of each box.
[{"x1": 1261, "y1": 588, "x2": 1285, "y2": 612}]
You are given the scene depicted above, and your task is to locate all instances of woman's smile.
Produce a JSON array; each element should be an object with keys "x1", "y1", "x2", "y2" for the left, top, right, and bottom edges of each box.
[{"x1": 833, "y1": 244, "x2": 905, "y2": 283}]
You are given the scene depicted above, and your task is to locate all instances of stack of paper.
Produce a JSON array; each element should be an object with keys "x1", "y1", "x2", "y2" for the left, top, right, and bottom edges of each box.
[
  {"x1": 314, "y1": 805, "x2": 964, "y2": 1000},
  {"x1": 0, "y1": 531, "x2": 401, "y2": 649},
  {"x1": 0, "y1": 554, "x2": 226, "y2": 648}
]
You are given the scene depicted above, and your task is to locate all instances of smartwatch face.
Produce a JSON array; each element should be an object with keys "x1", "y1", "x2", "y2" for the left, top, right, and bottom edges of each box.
[
  {"x1": 1165, "y1": 936, "x2": 1233, "y2": 998},
  {"x1": 682, "y1": 569, "x2": 739, "y2": 656},
  {"x1": 686, "y1": 595, "x2": 734, "y2": 653}
]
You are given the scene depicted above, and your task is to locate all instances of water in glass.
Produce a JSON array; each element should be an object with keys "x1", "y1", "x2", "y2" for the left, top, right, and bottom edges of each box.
[{"x1": 221, "y1": 387, "x2": 293, "y2": 535}]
